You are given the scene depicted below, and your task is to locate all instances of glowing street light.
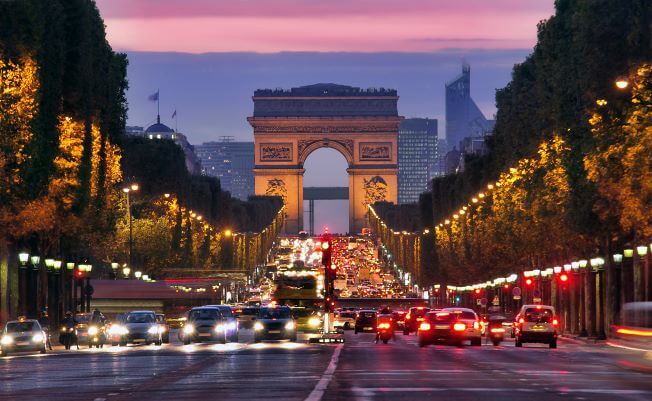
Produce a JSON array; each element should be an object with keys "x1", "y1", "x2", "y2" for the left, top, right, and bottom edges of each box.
[
  {"x1": 615, "y1": 77, "x2": 629, "y2": 89},
  {"x1": 122, "y1": 266, "x2": 131, "y2": 278},
  {"x1": 134, "y1": 271, "x2": 142, "y2": 279}
]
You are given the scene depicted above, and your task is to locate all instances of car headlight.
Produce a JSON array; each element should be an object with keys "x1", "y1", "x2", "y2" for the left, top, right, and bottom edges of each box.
[
  {"x1": 214, "y1": 324, "x2": 224, "y2": 332},
  {"x1": 183, "y1": 324, "x2": 195, "y2": 334},
  {"x1": 159, "y1": 326, "x2": 166, "y2": 333},
  {"x1": 285, "y1": 321, "x2": 296, "y2": 330},
  {"x1": 32, "y1": 333, "x2": 44, "y2": 343},
  {"x1": 88, "y1": 326, "x2": 99, "y2": 336},
  {"x1": 1, "y1": 335, "x2": 13, "y2": 345},
  {"x1": 148, "y1": 326, "x2": 160, "y2": 334},
  {"x1": 254, "y1": 322, "x2": 264, "y2": 331},
  {"x1": 308, "y1": 317, "x2": 320, "y2": 327},
  {"x1": 227, "y1": 322, "x2": 237, "y2": 331}
]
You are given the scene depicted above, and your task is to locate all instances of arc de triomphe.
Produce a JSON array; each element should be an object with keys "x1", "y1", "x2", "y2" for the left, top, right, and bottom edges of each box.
[{"x1": 248, "y1": 83, "x2": 402, "y2": 233}]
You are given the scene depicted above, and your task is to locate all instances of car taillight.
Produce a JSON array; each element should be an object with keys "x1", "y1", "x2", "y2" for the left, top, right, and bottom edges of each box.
[
  {"x1": 406, "y1": 313, "x2": 411, "y2": 320},
  {"x1": 377, "y1": 322, "x2": 390, "y2": 329},
  {"x1": 419, "y1": 322, "x2": 431, "y2": 331},
  {"x1": 453, "y1": 322, "x2": 466, "y2": 331},
  {"x1": 490, "y1": 328, "x2": 505, "y2": 333},
  {"x1": 553, "y1": 318, "x2": 559, "y2": 326},
  {"x1": 473, "y1": 321, "x2": 480, "y2": 330},
  {"x1": 518, "y1": 318, "x2": 524, "y2": 324}
]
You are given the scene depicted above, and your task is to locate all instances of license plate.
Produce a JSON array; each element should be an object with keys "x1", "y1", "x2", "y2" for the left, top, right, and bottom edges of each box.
[
  {"x1": 364, "y1": 327, "x2": 372, "y2": 331},
  {"x1": 199, "y1": 333, "x2": 211, "y2": 337},
  {"x1": 533, "y1": 325, "x2": 546, "y2": 330},
  {"x1": 417, "y1": 318, "x2": 424, "y2": 321},
  {"x1": 435, "y1": 325, "x2": 449, "y2": 330},
  {"x1": 16, "y1": 341, "x2": 29, "y2": 346},
  {"x1": 268, "y1": 330, "x2": 281, "y2": 334}
]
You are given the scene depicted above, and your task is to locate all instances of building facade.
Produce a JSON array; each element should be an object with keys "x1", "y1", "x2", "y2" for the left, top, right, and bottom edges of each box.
[
  {"x1": 398, "y1": 118, "x2": 438, "y2": 204},
  {"x1": 248, "y1": 83, "x2": 401, "y2": 233},
  {"x1": 127, "y1": 117, "x2": 202, "y2": 175},
  {"x1": 195, "y1": 138, "x2": 255, "y2": 201},
  {"x1": 445, "y1": 62, "x2": 495, "y2": 152}
]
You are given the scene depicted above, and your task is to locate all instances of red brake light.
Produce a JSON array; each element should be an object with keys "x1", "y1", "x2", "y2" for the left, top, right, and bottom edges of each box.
[
  {"x1": 453, "y1": 322, "x2": 466, "y2": 331},
  {"x1": 553, "y1": 318, "x2": 559, "y2": 326},
  {"x1": 418, "y1": 322, "x2": 431, "y2": 331},
  {"x1": 473, "y1": 321, "x2": 480, "y2": 329},
  {"x1": 518, "y1": 318, "x2": 524, "y2": 324},
  {"x1": 406, "y1": 313, "x2": 411, "y2": 320}
]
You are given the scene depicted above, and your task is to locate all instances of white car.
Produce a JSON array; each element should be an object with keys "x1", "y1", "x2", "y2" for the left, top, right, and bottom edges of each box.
[
  {"x1": 334, "y1": 310, "x2": 356, "y2": 330},
  {"x1": 514, "y1": 304, "x2": 558, "y2": 348}
]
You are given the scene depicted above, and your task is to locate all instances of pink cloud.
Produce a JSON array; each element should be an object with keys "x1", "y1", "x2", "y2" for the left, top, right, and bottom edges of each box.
[{"x1": 96, "y1": 0, "x2": 555, "y2": 53}]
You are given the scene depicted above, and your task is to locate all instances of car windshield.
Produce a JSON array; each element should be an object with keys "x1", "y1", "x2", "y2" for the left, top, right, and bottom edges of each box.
[
  {"x1": 259, "y1": 308, "x2": 291, "y2": 319},
  {"x1": 524, "y1": 308, "x2": 553, "y2": 323},
  {"x1": 291, "y1": 309, "x2": 314, "y2": 318},
  {"x1": 358, "y1": 312, "x2": 376, "y2": 319},
  {"x1": 75, "y1": 314, "x2": 91, "y2": 323},
  {"x1": 241, "y1": 308, "x2": 259, "y2": 316},
  {"x1": 126, "y1": 313, "x2": 155, "y2": 323},
  {"x1": 189, "y1": 309, "x2": 221, "y2": 321},
  {"x1": 411, "y1": 308, "x2": 430, "y2": 317},
  {"x1": 216, "y1": 307, "x2": 233, "y2": 317},
  {"x1": 430, "y1": 312, "x2": 454, "y2": 323},
  {"x1": 6, "y1": 322, "x2": 36, "y2": 332}
]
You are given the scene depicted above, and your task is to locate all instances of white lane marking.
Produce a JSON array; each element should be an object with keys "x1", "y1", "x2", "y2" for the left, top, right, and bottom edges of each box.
[{"x1": 304, "y1": 344, "x2": 343, "y2": 401}]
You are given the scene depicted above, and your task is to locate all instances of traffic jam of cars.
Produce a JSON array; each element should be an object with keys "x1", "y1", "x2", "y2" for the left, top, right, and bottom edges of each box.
[{"x1": 2, "y1": 234, "x2": 650, "y2": 363}]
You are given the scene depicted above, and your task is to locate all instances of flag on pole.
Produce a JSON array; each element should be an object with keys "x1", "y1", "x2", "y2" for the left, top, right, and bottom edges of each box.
[
  {"x1": 148, "y1": 91, "x2": 159, "y2": 102},
  {"x1": 171, "y1": 110, "x2": 177, "y2": 119}
]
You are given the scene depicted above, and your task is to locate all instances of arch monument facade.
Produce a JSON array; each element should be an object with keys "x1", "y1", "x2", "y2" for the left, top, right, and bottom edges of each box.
[{"x1": 248, "y1": 83, "x2": 402, "y2": 233}]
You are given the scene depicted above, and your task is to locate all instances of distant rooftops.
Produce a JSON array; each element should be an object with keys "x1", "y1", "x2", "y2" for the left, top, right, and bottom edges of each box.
[{"x1": 254, "y1": 83, "x2": 397, "y2": 97}]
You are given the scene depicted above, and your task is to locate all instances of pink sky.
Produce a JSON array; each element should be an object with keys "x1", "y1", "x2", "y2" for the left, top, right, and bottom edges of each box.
[{"x1": 95, "y1": 0, "x2": 555, "y2": 53}]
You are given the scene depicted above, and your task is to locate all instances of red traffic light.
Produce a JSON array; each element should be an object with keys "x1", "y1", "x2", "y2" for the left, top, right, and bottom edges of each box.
[
  {"x1": 503, "y1": 284, "x2": 510, "y2": 289},
  {"x1": 525, "y1": 278, "x2": 533, "y2": 286},
  {"x1": 560, "y1": 274, "x2": 569, "y2": 283},
  {"x1": 474, "y1": 289, "x2": 481, "y2": 295}
]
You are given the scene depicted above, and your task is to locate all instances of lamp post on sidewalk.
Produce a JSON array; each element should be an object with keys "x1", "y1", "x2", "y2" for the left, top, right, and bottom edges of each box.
[{"x1": 122, "y1": 183, "x2": 139, "y2": 272}]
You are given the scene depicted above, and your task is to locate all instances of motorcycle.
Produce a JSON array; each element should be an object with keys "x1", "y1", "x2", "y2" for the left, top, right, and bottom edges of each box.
[
  {"x1": 59, "y1": 325, "x2": 78, "y2": 350},
  {"x1": 487, "y1": 315, "x2": 506, "y2": 346},
  {"x1": 87, "y1": 325, "x2": 105, "y2": 348},
  {"x1": 376, "y1": 317, "x2": 395, "y2": 344}
]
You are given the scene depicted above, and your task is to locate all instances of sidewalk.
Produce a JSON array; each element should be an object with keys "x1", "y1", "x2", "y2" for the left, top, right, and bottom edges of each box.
[{"x1": 559, "y1": 334, "x2": 606, "y2": 345}]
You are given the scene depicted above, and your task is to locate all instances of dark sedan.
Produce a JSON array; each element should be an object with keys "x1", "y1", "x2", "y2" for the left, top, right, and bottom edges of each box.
[{"x1": 253, "y1": 306, "x2": 297, "y2": 342}]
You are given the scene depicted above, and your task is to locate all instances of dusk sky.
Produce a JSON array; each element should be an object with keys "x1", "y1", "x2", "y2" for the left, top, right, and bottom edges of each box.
[{"x1": 94, "y1": 0, "x2": 556, "y2": 233}]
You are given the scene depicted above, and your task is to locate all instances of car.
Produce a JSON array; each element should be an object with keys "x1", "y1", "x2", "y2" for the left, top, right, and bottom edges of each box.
[
  {"x1": 156, "y1": 314, "x2": 170, "y2": 343},
  {"x1": 391, "y1": 310, "x2": 407, "y2": 330},
  {"x1": 354, "y1": 310, "x2": 377, "y2": 334},
  {"x1": 514, "y1": 304, "x2": 558, "y2": 348},
  {"x1": 120, "y1": 310, "x2": 162, "y2": 346},
  {"x1": 403, "y1": 307, "x2": 431, "y2": 335},
  {"x1": 253, "y1": 305, "x2": 297, "y2": 342},
  {"x1": 334, "y1": 310, "x2": 356, "y2": 330},
  {"x1": 291, "y1": 307, "x2": 322, "y2": 333},
  {"x1": 235, "y1": 306, "x2": 259, "y2": 329},
  {"x1": 205, "y1": 305, "x2": 239, "y2": 342},
  {"x1": 74, "y1": 312, "x2": 108, "y2": 348},
  {"x1": 182, "y1": 307, "x2": 226, "y2": 344},
  {"x1": 417, "y1": 308, "x2": 482, "y2": 347},
  {"x1": 1, "y1": 318, "x2": 47, "y2": 356}
]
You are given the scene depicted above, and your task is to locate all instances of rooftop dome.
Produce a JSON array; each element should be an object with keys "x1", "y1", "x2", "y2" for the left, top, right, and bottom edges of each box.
[{"x1": 145, "y1": 115, "x2": 174, "y2": 133}]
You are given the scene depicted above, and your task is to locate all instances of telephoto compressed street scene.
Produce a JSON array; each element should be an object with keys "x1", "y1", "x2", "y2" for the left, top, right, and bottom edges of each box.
[{"x1": 0, "y1": 1, "x2": 650, "y2": 400}]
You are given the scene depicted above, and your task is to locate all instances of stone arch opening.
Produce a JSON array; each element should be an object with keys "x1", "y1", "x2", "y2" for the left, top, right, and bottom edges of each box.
[{"x1": 303, "y1": 147, "x2": 349, "y2": 235}]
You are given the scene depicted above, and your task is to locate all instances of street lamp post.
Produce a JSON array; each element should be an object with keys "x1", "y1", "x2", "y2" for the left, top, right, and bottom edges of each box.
[{"x1": 123, "y1": 183, "x2": 139, "y2": 273}]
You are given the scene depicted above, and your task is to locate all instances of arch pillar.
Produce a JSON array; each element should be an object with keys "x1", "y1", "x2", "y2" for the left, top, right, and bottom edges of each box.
[
  {"x1": 348, "y1": 167, "x2": 398, "y2": 234},
  {"x1": 254, "y1": 167, "x2": 304, "y2": 233}
]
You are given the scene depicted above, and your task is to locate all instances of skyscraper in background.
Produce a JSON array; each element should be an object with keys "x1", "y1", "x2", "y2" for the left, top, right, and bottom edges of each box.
[
  {"x1": 445, "y1": 62, "x2": 495, "y2": 152},
  {"x1": 195, "y1": 137, "x2": 254, "y2": 200},
  {"x1": 398, "y1": 118, "x2": 438, "y2": 204}
]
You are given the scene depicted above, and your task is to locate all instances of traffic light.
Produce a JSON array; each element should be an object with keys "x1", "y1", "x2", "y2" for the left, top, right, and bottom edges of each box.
[
  {"x1": 559, "y1": 273, "x2": 569, "y2": 283},
  {"x1": 525, "y1": 278, "x2": 533, "y2": 286},
  {"x1": 321, "y1": 236, "x2": 332, "y2": 269},
  {"x1": 474, "y1": 289, "x2": 481, "y2": 295}
]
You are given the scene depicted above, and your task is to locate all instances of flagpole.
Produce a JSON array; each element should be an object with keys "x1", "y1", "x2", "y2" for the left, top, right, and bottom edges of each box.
[
  {"x1": 175, "y1": 107, "x2": 178, "y2": 133},
  {"x1": 157, "y1": 88, "x2": 160, "y2": 119}
]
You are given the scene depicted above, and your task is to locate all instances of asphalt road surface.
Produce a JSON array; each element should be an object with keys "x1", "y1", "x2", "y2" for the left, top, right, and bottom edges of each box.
[{"x1": 1, "y1": 330, "x2": 650, "y2": 401}]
